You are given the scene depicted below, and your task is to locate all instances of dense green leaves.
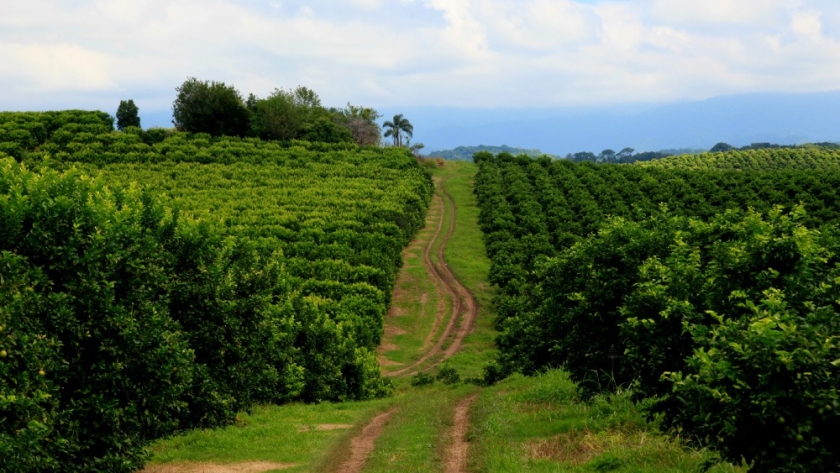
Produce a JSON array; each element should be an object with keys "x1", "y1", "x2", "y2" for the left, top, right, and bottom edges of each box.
[
  {"x1": 0, "y1": 160, "x2": 194, "y2": 472},
  {"x1": 0, "y1": 111, "x2": 114, "y2": 158},
  {"x1": 115, "y1": 100, "x2": 140, "y2": 131},
  {"x1": 474, "y1": 152, "x2": 840, "y2": 472},
  {"x1": 1, "y1": 110, "x2": 433, "y2": 471},
  {"x1": 639, "y1": 146, "x2": 840, "y2": 170},
  {"x1": 173, "y1": 78, "x2": 251, "y2": 137}
]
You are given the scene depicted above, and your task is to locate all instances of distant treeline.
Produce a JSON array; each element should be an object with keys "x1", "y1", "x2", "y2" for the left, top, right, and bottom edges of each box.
[
  {"x1": 427, "y1": 145, "x2": 559, "y2": 161},
  {"x1": 567, "y1": 142, "x2": 840, "y2": 164}
]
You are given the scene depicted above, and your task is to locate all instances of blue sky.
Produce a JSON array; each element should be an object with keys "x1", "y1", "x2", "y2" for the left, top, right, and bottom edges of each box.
[{"x1": 2, "y1": 1, "x2": 840, "y2": 122}]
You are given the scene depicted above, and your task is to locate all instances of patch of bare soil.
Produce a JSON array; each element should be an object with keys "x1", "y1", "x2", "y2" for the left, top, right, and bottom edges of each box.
[
  {"x1": 297, "y1": 424, "x2": 354, "y2": 432},
  {"x1": 388, "y1": 306, "x2": 407, "y2": 317},
  {"x1": 335, "y1": 407, "x2": 399, "y2": 473},
  {"x1": 141, "y1": 461, "x2": 295, "y2": 473},
  {"x1": 445, "y1": 394, "x2": 478, "y2": 473}
]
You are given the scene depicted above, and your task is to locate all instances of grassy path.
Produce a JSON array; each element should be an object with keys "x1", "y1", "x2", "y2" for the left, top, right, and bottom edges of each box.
[{"x1": 380, "y1": 169, "x2": 480, "y2": 377}]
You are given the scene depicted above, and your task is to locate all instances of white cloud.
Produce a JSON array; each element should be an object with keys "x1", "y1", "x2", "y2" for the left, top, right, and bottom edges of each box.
[
  {"x1": 0, "y1": 0, "x2": 839, "y2": 111},
  {"x1": 0, "y1": 43, "x2": 117, "y2": 91}
]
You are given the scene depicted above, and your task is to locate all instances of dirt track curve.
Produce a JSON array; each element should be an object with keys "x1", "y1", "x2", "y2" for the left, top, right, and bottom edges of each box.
[{"x1": 384, "y1": 184, "x2": 479, "y2": 377}]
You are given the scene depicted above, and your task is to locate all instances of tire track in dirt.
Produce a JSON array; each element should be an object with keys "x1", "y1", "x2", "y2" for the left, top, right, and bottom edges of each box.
[
  {"x1": 445, "y1": 394, "x2": 478, "y2": 473},
  {"x1": 385, "y1": 181, "x2": 479, "y2": 377},
  {"x1": 418, "y1": 195, "x2": 448, "y2": 353},
  {"x1": 335, "y1": 407, "x2": 399, "y2": 473}
]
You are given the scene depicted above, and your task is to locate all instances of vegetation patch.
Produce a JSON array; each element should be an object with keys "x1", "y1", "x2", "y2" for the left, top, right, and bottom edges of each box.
[{"x1": 473, "y1": 151, "x2": 840, "y2": 472}]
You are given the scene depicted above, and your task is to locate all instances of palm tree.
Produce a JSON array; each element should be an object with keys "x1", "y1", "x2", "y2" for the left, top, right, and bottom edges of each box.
[{"x1": 383, "y1": 114, "x2": 413, "y2": 147}]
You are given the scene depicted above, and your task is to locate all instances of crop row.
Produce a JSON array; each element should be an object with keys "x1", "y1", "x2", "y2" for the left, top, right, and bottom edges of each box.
[
  {"x1": 638, "y1": 146, "x2": 840, "y2": 170},
  {"x1": 474, "y1": 152, "x2": 840, "y2": 472}
]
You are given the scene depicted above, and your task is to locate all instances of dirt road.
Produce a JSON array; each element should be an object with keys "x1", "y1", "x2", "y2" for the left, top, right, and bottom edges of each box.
[{"x1": 384, "y1": 183, "x2": 479, "y2": 377}]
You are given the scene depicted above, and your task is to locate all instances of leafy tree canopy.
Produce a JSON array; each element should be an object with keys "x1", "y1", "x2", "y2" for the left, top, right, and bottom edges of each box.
[
  {"x1": 115, "y1": 99, "x2": 140, "y2": 131},
  {"x1": 172, "y1": 77, "x2": 250, "y2": 137}
]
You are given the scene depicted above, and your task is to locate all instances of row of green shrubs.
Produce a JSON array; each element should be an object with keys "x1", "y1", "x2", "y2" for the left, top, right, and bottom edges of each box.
[
  {"x1": 474, "y1": 154, "x2": 840, "y2": 472},
  {"x1": 0, "y1": 159, "x2": 389, "y2": 472},
  {"x1": 494, "y1": 207, "x2": 840, "y2": 471},
  {"x1": 0, "y1": 111, "x2": 115, "y2": 159}
]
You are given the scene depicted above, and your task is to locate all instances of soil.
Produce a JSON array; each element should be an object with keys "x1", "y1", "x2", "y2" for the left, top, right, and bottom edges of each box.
[
  {"x1": 142, "y1": 461, "x2": 295, "y2": 473},
  {"x1": 334, "y1": 408, "x2": 399, "y2": 473},
  {"x1": 297, "y1": 424, "x2": 354, "y2": 432},
  {"x1": 445, "y1": 394, "x2": 479, "y2": 473}
]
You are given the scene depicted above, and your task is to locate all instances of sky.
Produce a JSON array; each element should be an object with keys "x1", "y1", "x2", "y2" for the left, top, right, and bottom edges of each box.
[{"x1": 2, "y1": 0, "x2": 840, "y2": 131}]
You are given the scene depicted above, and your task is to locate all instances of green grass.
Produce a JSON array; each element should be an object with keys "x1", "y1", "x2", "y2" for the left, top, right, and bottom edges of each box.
[
  {"x1": 145, "y1": 399, "x2": 394, "y2": 472},
  {"x1": 470, "y1": 371, "x2": 744, "y2": 473}
]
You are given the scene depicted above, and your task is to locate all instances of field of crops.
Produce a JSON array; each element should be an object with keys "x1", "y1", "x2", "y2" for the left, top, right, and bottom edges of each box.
[
  {"x1": 0, "y1": 111, "x2": 433, "y2": 472},
  {"x1": 474, "y1": 151, "x2": 840, "y2": 472},
  {"x1": 638, "y1": 146, "x2": 840, "y2": 170}
]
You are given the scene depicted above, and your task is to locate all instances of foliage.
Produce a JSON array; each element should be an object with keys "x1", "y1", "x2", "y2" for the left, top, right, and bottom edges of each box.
[
  {"x1": 299, "y1": 117, "x2": 353, "y2": 144},
  {"x1": 0, "y1": 159, "x2": 194, "y2": 473},
  {"x1": 248, "y1": 88, "x2": 354, "y2": 144},
  {"x1": 473, "y1": 151, "x2": 840, "y2": 472},
  {"x1": 436, "y1": 365, "x2": 461, "y2": 385},
  {"x1": 116, "y1": 99, "x2": 141, "y2": 130},
  {"x1": 566, "y1": 149, "x2": 672, "y2": 164},
  {"x1": 37, "y1": 134, "x2": 432, "y2": 404},
  {"x1": 410, "y1": 372, "x2": 436, "y2": 387},
  {"x1": 331, "y1": 104, "x2": 381, "y2": 146},
  {"x1": 637, "y1": 209, "x2": 840, "y2": 472},
  {"x1": 639, "y1": 146, "x2": 840, "y2": 170},
  {"x1": 172, "y1": 77, "x2": 251, "y2": 137},
  {"x1": 248, "y1": 90, "x2": 301, "y2": 141},
  {"x1": 429, "y1": 145, "x2": 558, "y2": 161},
  {"x1": 710, "y1": 142, "x2": 734, "y2": 152},
  {"x1": 0, "y1": 111, "x2": 114, "y2": 159},
  {"x1": 1, "y1": 111, "x2": 435, "y2": 471}
]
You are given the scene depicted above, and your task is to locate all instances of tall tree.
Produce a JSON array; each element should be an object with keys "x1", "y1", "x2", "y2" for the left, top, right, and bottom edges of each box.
[
  {"x1": 116, "y1": 99, "x2": 141, "y2": 131},
  {"x1": 172, "y1": 78, "x2": 250, "y2": 137},
  {"x1": 383, "y1": 114, "x2": 413, "y2": 147}
]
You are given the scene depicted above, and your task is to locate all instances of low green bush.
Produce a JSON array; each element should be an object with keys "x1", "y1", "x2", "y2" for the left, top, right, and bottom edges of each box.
[
  {"x1": 410, "y1": 372, "x2": 435, "y2": 387},
  {"x1": 436, "y1": 364, "x2": 461, "y2": 385}
]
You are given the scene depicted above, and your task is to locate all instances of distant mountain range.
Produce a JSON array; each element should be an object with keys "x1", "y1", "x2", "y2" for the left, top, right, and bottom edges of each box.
[
  {"x1": 425, "y1": 145, "x2": 559, "y2": 161},
  {"x1": 380, "y1": 91, "x2": 840, "y2": 155}
]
